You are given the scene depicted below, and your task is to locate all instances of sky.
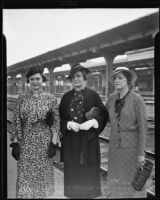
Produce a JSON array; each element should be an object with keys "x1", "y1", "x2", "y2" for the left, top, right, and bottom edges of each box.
[{"x1": 3, "y1": 8, "x2": 159, "y2": 66}]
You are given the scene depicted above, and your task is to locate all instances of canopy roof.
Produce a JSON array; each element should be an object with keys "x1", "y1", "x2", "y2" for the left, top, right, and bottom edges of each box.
[{"x1": 7, "y1": 12, "x2": 159, "y2": 74}]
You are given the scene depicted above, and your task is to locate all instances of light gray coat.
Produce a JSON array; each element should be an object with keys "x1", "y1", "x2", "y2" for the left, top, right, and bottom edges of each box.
[{"x1": 105, "y1": 90, "x2": 147, "y2": 198}]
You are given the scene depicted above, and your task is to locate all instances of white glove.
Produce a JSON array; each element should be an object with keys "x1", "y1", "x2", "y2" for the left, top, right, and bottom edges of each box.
[
  {"x1": 52, "y1": 131, "x2": 61, "y2": 147},
  {"x1": 137, "y1": 155, "x2": 145, "y2": 170},
  {"x1": 80, "y1": 119, "x2": 99, "y2": 130},
  {"x1": 67, "y1": 121, "x2": 80, "y2": 132}
]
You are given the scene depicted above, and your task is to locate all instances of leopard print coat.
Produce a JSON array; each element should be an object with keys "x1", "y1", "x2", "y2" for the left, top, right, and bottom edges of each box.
[{"x1": 9, "y1": 89, "x2": 61, "y2": 198}]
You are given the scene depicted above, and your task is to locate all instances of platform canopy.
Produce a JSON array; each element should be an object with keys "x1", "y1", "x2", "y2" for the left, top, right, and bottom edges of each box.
[{"x1": 7, "y1": 12, "x2": 159, "y2": 74}]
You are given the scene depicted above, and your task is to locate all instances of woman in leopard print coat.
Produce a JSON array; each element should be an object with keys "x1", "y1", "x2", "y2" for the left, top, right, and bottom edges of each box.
[{"x1": 9, "y1": 66, "x2": 61, "y2": 198}]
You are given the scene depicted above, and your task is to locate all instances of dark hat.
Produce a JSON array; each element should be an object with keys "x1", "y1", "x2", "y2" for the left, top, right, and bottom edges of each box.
[
  {"x1": 110, "y1": 67, "x2": 137, "y2": 85},
  {"x1": 67, "y1": 63, "x2": 90, "y2": 79},
  {"x1": 26, "y1": 66, "x2": 47, "y2": 83}
]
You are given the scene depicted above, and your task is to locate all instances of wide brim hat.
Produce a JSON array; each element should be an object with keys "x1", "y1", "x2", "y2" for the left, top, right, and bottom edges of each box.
[
  {"x1": 26, "y1": 66, "x2": 47, "y2": 82},
  {"x1": 110, "y1": 66, "x2": 137, "y2": 85},
  {"x1": 67, "y1": 63, "x2": 90, "y2": 79}
]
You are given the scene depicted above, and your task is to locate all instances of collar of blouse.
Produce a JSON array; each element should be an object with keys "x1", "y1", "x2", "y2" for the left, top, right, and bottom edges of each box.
[
  {"x1": 72, "y1": 86, "x2": 85, "y2": 93},
  {"x1": 28, "y1": 88, "x2": 44, "y2": 97}
]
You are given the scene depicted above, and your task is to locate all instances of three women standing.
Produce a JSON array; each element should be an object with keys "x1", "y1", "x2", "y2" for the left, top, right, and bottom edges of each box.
[
  {"x1": 59, "y1": 64, "x2": 108, "y2": 198},
  {"x1": 9, "y1": 67, "x2": 61, "y2": 198},
  {"x1": 9, "y1": 64, "x2": 148, "y2": 199},
  {"x1": 105, "y1": 67, "x2": 147, "y2": 198}
]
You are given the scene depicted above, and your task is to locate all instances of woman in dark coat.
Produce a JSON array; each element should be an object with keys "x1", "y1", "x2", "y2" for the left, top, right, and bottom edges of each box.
[{"x1": 59, "y1": 64, "x2": 108, "y2": 198}]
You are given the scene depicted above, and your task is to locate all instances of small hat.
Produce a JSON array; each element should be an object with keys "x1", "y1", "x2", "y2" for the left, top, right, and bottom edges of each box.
[
  {"x1": 110, "y1": 66, "x2": 137, "y2": 85},
  {"x1": 26, "y1": 66, "x2": 47, "y2": 83},
  {"x1": 67, "y1": 63, "x2": 90, "y2": 79}
]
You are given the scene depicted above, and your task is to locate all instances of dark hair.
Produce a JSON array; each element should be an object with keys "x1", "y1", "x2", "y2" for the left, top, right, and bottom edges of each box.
[
  {"x1": 68, "y1": 64, "x2": 90, "y2": 80},
  {"x1": 122, "y1": 71, "x2": 132, "y2": 84},
  {"x1": 26, "y1": 66, "x2": 47, "y2": 83},
  {"x1": 71, "y1": 70, "x2": 88, "y2": 80},
  {"x1": 122, "y1": 71, "x2": 132, "y2": 89}
]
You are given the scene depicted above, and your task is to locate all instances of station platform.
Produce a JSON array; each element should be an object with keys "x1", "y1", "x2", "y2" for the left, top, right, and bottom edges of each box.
[
  {"x1": 7, "y1": 110, "x2": 154, "y2": 198},
  {"x1": 7, "y1": 131, "x2": 107, "y2": 199}
]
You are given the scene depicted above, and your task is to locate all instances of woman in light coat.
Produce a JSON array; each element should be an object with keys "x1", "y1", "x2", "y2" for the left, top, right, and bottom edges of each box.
[{"x1": 105, "y1": 67, "x2": 147, "y2": 198}]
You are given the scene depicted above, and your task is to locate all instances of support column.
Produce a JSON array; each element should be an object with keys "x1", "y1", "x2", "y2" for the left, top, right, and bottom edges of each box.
[
  {"x1": 21, "y1": 71, "x2": 26, "y2": 94},
  {"x1": 11, "y1": 74, "x2": 17, "y2": 95},
  {"x1": 101, "y1": 69, "x2": 106, "y2": 96},
  {"x1": 152, "y1": 66, "x2": 154, "y2": 96},
  {"x1": 7, "y1": 75, "x2": 12, "y2": 95},
  {"x1": 48, "y1": 67, "x2": 55, "y2": 94},
  {"x1": 103, "y1": 53, "x2": 116, "y2": 101}
]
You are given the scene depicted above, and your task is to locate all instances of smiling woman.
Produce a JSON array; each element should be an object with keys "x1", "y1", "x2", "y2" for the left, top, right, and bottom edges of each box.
[
  {"x1": 9, "y1": 66, "x2": 61, "y2": 198},
  {"x1": 29, "y1": 74, "x2": 43, "y2": 91}
]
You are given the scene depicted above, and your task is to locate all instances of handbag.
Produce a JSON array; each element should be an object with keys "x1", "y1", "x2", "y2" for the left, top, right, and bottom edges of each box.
[
  {"x1": 85, "y1": 107, "x2": 101, "y2": 120},
  {"x1": 48, "y1": 141, "x2": 57, "y2": 158},
  {"x1": 47, "y1": 119, "x2": 58, "y2": 158},
  {"x1": 132, "y1": 159, "x2": 153, "y2": 191},
  {"x1": 10, "y1": 142, "x2": 20, "y2": 161},
  {"x1": 46, "y1": 109, "x2": 55, "y2": 126}
]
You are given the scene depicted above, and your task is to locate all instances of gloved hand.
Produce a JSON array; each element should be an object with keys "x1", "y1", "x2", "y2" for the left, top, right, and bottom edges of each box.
[
  {"x1": 52, "y1": 131, "x2": 61, "y2": 148},
  {"x1": 67, "y1": 121, "x2": 80, "y2": 132},
  {"x1": 80, "y1": 119, "x2": 99, "y2": 130},
  {"x1": 48, "y1": 142, "x2": 57, "y2": 158},
  {"x1": 10, "y1": 142, "x2": 20, "y2": 161},
  {"x1": 46, "y1": 109, "x2": 55, "y2": 126},
  {"x1": 137, "y1": 155, "x2": 145, "y2": 170}
]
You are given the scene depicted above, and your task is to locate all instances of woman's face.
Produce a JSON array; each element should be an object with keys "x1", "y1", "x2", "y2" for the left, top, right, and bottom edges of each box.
[
  {"x1": 29, "y1": 73, "x2": 43, "y2": 91},
  {"x1": 113, "y1": 72, "x2": 128, "y2": 90},
  {"x1": 71, "y1": 71, "x2": 85, "y2": 89}
]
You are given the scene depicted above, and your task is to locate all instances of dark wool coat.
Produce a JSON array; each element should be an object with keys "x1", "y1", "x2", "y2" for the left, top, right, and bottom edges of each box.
[{"x1": 59, "y1": 87, "x2": 109, "y2": 166}]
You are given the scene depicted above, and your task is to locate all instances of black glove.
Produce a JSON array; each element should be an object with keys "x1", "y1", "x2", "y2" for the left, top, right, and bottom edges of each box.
[
  {"x1": 48, "y1": 142, "x2": 57, "y2": 158},
  {"x1": 10, "y1": 142, "x2": 20, "y2": 161},
  {"x1": 85, "y1": 107, "x2": 101, "y2": 120},
  {"x1": 46, "y1": 109, "x2": 55, "y2": 126}
]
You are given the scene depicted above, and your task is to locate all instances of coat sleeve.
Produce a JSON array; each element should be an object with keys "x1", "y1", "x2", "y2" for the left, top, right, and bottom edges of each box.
[
  {"x1": 105, "y1": 95, "x2": 111, "y2": 122},
  {"x1": 94, "y1": 92, "x2": 109, "y2": 134},
  {"x1": 59, "y1": 94, "x2": 70, "y2": 162},
  {"x1": 50, "y1": 95, "x2": 61, "y2": 145},
  {"x1": 59, "y1": 94, "x2": 69, "y2": 137},
  {"x1": 87, "y1": 92, "x2": 109, "y2": 141},
  {"x1": 134, "y1": 94, "x2": 147, "y2": 156},
  {"x1": 9, "y1": 95, "x2": 23, "y2": 143}
]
